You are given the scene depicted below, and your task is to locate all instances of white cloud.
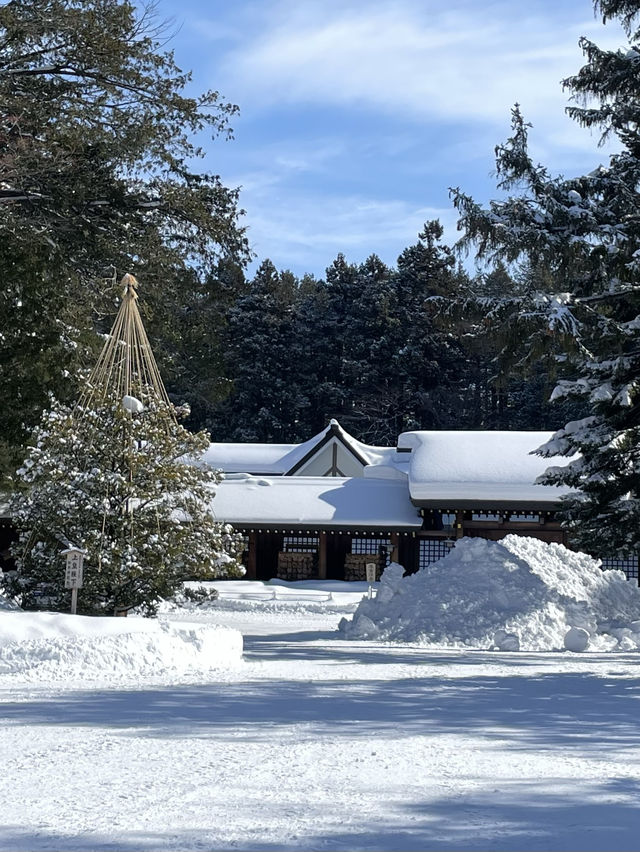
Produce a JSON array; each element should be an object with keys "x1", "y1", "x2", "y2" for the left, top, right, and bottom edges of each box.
[
  {"x1": 219, "y1": 0, "x2": 625, "y2": 146},
  {"x1": 234, "y1": 179, "x2": 458, "y2": 275},
  {"x1": 187, "y1": 0, "x2": 628, "y2": 274}
]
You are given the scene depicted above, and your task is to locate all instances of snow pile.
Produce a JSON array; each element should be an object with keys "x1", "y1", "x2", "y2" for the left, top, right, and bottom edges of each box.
[
  {"x1": 0, "y1": 612, "x2": 243, "y2": 681},
  {"x1": 340, "y1": 536, "x2": 640, "y2": 651}
]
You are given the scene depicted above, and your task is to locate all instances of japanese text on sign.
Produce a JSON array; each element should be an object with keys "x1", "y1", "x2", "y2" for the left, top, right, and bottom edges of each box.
[{"x1": 64, "y1": 551, "x2": 84, "y2": 588}]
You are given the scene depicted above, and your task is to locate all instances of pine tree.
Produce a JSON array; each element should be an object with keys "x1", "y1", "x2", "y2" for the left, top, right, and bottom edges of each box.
[
  {"x1": 391, "y1": 221, "x2": 466, "y2": 435},
  {"x1": 331, "y1": 254, "x2": 398, "y2": 442},
  {"x1": 442, "y1": 261, "x2": 588, "y2": 430},
  {"x1": 214, "y1": 260, "x2": 305, "y2": 441},
  {"x1": 4, "y1": 272, "x2": 243, "y2": 614},
  {"x1": 295, "y1": 254, "x2": 360, "y2": 433},
  {"x1": 154, "y1": 260, "x2": 248, "y2": 433},
  {"x1": 0, "y1": 0, "x2": 248, "y2": 476},
  {"x1": 5, "y1": 390, "x2": 242, "y2": 616},
  {"x1": 450, "y1": 2, "x2": 640, "y2": 558}
]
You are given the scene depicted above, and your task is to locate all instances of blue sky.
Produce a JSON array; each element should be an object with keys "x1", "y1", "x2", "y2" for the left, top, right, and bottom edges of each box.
[{"x1": 157, "y1": 0, "x2": 625, "y2": 278}]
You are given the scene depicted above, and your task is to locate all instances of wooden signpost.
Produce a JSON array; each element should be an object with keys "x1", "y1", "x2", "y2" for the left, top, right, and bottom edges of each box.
[
  {"x1": 62, "y1": 547, "x2": 85, "y2": 614},
  {"x1": 365, "y1": 562, "x2": 377, "y2": 598}
]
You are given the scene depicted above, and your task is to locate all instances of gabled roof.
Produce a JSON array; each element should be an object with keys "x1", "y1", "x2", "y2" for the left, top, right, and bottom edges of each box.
[
  {"x1": 203, "y1": 426, "x2": 575, "y2": 511},
  {"x1": 202, "y1": 420, "x2": 396, "y2": 475},
  {"x1": 285, "y1": 419, "x2": 391, "y2": 474},
  {"x1": 398, "y1": 430, "x2": 574, "y2": 509},
  {"x1": 201, "y1": 440, "x2": 298, "y2": 475}
]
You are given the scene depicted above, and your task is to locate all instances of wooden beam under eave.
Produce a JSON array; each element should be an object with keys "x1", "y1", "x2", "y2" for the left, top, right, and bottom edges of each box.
[
  {"x1": 246, "y1": 531, "x2": 257, "y2": 580},
  {"x1": 318, "y1": 532, "x2": 327, "y2": 579},
  {"x1": 390, "y1": 532, "x2": 399, "y2": 562}
]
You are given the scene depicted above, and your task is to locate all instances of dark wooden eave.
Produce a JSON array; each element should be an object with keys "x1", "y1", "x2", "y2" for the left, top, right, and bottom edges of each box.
[
  {"x1": 231, "y1": 522, "x2": 418, "y2": 534},
  {"x1": 411, "y1": 498, "x2": 562, "y2": 512}
]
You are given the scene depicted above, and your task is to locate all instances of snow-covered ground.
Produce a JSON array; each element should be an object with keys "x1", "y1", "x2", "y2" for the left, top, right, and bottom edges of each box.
[{"x1": 1, "y1": 570, "x2": 640, "y2": 850}]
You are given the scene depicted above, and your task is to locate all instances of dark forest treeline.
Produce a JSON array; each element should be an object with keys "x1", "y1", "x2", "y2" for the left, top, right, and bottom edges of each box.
[{"x1": 159, "y1": 221, "x2": 585, "y2": 446}]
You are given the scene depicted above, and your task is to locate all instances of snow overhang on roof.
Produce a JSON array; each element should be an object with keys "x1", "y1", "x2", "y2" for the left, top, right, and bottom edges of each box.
[
  {"x1": 201, "y1": 441, "x2": 299, "y2": 475},
  {"x1": 398, "y1": 431, "x2": 575, "y2": 508},
  {"x1": 210, "y1": 474, "x2": 422, "y2": 530}
]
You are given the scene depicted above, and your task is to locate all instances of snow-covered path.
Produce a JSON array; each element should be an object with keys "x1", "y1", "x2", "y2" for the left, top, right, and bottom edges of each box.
[{"x1": 1, "y1": 608, "x2": 640, "y2": 851}]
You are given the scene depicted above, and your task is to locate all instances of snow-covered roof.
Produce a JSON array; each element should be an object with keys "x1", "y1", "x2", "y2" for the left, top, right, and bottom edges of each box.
[
  {"x1": 398, "y1": 431, "x2": 574, "y2": 507},
  {"x1": 201, "y1": 441, "x2": 299, "y2": 475},
  {"x1": 203, "y1": 426, "x2": 575, "y2": 510},
  {"x1": 211, "y1": 474, "x2": 422, "y2": 529},
  {"x1": 203, "y1": 420, "x2": 396, "y2": 475}
]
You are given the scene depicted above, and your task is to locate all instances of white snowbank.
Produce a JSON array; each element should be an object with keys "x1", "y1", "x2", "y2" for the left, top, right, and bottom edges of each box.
[
  {"x1": 0, "y1": 612, "x2": 243, "y2": 680},
  {"x1": 340, "y1": 536, "x2": 640, "y2": 651},
  {"x1": 161, "y1": 579, "x2": 367, "y2": 615}
]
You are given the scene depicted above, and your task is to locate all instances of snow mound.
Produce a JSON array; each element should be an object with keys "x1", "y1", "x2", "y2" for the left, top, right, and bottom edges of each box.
[
  {"x1": 0, "y1": 612, "x2": 243, "y2": 681},
  {"x1": 340, "y1": 536, "x2": 640, "y2": 652}
]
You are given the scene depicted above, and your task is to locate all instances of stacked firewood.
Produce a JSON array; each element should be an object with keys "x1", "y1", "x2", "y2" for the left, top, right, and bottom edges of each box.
[
  {"x1": 276, "y1": 551, "x2": 316, "y2": 581},
  {"x1": 344, "y1": 553, "x2": 382, "y2": 582}
]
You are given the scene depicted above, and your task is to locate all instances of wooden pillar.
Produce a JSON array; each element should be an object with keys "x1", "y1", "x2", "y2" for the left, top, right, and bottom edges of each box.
[
  {"x1": 390, "y1": 532, "x2": 399, "y2": 563},
  {"x1": 318, "y1": 532, "x2": 327, "y2": 579},
  {"x1": 246, "y1": 531, "x2": 257, "y2": 580},
  {"x1": 456, "y1": 510, "x2": 465, "y2": 539}
]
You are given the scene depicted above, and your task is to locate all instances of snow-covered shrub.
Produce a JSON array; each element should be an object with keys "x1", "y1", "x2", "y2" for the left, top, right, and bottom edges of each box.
[
  {"x1": 4, "y1": 390, "x2": 243, "y2": 616},
  {"x1": 181, "y1": 586, "x2": 220, "y2": 605}
]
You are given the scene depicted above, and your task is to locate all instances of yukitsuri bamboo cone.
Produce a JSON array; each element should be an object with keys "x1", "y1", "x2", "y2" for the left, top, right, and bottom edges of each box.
[
  {"x1": 77, "y1": 273, "x2": 173, "y2": 418},
  {"x1": 71, "y1": 274, "x2": 177, "y2": 569}
]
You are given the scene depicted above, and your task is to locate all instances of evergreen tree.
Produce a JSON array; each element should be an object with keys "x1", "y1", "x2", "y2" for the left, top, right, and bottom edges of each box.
[
  {"x1": 450, "y1": 1, "x2": 640, "y2": 557},
  {"x1": 155, "y1": 260, "x2": 248, "y2": 434},
  {"x1": 294, "y1": 252, "x2": 401, "y2": 443},
  {"x1": 304, "y1": 253, "x2": 362, "y2": 431},
  {"x1": 391, "y1": 221, "x2": 466, "y2": 435},
  {"x1": 4, "y1": 391, "x2": 242, "y2": 615},
  {"x1": 214, "y1": 260, "x2": 305, "y2": 441},
  {"x1": 330, "y1": 254, "x2": 398, "y2": 441},
  {"x1": 445, "y1": 261, "x2": 588, "y2": 430},
  {"x1": 223, "y1": 232, "x2": 490, "y2": 445},
  {"x1": 0, "y1": 0, "x2": 248, "y2": 476}
]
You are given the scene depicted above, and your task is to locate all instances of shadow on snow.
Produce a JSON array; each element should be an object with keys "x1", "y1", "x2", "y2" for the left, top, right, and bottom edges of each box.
[
  {"x1": 1, "y1": 666, "x2": 639, "y2": 755},
  {"x1": 1, "y1": 780, "x2": 640, "y2": 851}
]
